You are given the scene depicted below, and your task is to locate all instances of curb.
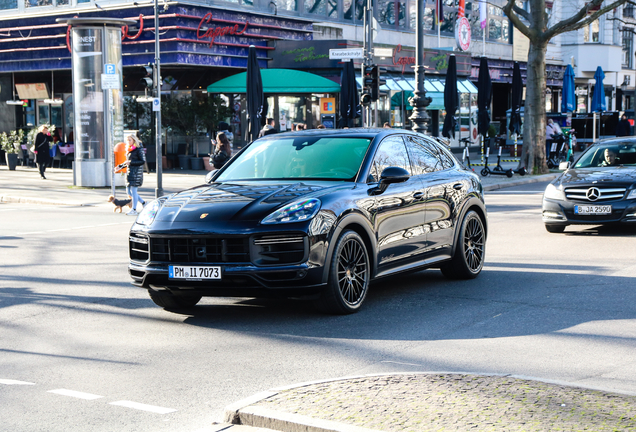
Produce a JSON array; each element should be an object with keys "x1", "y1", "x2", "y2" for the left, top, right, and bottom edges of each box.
[
  {"x1": 223, "y1": 371, "x2": 636, "y2": 432},
  {"x1": 482, "y1": 173, "x2": 558, "y2": 191}
]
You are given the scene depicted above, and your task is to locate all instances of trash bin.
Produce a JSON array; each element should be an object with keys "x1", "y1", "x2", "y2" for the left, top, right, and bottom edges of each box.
[{"x1": 113, "y1": 142, "x2": 127, "y2": 173}]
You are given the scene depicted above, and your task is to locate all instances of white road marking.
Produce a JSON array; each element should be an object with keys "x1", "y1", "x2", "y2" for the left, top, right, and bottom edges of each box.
[
  {"x1": 0, "y1": 379, "x2": 35, "y2": 385},
  {"x1": 48, "y1": 389, "x2": 104, "y2": 400},
  {"x1": 109, "y1": 400, "x2": 177, "y2": 414}
]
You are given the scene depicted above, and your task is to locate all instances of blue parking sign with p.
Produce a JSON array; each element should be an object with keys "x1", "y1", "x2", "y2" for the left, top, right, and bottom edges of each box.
[{"x1": 104, "y1": 63, "x2": 116, "y2": 74}]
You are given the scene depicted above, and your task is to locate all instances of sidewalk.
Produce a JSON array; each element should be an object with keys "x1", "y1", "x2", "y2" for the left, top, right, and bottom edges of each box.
[{"x1": 0, "y1": 164, "x2": 556, "y2": 207}]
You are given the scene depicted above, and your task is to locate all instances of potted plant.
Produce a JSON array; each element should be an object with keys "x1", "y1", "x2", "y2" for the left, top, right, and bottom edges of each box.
[{"x1": 1, "y1": 129, "x2": 25, "y2": 170}]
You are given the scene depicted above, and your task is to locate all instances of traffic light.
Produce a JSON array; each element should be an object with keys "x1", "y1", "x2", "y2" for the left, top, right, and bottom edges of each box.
[
  {"x1": 140, "y1": 63, "x2": 154, "y2": 90},
  {"x1": 373, "y1": 67, "x2": 386, "y2": 102},
  {"x1": 360, "y1": 93, "x2": 372, "y2": 106},
  {"x1": 363, "y1": 65, "x2": 376, "y2": 96}
]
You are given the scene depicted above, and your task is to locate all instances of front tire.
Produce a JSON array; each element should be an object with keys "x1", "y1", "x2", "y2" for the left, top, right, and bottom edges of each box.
[
  {"x1": 441, "y1": 210, "x2": 486, "y2": 279},
  {"x1": 148, "y1": 290, "x2": 202, "y2": 310},
  {"x1": 314, "y1": 230, "x2": 370, "y2": 314}
]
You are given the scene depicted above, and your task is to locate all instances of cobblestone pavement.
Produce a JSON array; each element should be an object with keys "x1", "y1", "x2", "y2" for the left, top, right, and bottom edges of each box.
[{"x1": 242, "y1": 374, "x2": 636, "y2": 432}]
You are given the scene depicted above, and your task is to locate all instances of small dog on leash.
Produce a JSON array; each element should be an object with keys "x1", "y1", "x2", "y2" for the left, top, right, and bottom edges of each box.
[{"x1": 107, "y1": 195, "x2": 133, "y2": 213}]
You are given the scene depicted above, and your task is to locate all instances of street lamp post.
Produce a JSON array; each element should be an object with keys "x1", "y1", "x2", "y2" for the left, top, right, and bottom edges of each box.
[
  {"x1": 409, "y1": 0, "x2": 431, "y2": 133},
  {"x1": 154, "y1": 0, "x2": 163, "y2": 197}
]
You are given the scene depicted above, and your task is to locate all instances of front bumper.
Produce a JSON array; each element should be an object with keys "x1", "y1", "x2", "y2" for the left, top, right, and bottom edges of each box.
[{"x1": 542, "y1": 198, "x2": 636, "y2": 225}]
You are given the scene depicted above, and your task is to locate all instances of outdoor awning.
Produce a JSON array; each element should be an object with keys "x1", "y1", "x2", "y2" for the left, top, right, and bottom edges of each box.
[
  {"x1": 207, "y1": 69, "x2": 341, "y2": 94},
  {"x1": 390, "y1": 91, "x2": 444, "y2": 111}
]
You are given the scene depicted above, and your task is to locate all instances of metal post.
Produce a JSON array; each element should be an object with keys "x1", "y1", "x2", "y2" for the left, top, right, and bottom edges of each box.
[
  {"x1": 409, "y1": 0, "x2": 430, "y2": 133},
  {"x1": 154, "y1": 0, "x2": 163, "y2": 198}
]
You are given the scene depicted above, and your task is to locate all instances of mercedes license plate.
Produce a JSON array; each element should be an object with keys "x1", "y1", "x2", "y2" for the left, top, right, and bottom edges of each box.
[
  {"x1": 574, "y1": 205, "x2": 612, "y2": 215},
  {"x1": 169, "y1": 266, "x2": 221, "y2": 280}
]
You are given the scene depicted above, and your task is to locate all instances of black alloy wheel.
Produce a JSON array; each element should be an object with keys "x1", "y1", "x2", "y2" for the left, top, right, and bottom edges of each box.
[
  {"x1": 441, "y1": 210, "x2": 485, "y2": 279},
  {"x1": 315, "y1": 230, "x2": 370, "y2": 314},
  {"x1": 148, "y1": 290, "x2": 202, "y2": 310}
]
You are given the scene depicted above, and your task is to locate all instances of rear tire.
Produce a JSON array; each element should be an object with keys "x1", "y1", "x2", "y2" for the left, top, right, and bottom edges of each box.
[
  {"x1": 314, "y1": 230, "x2": 370, "y2": 315},
  {"x1": 441, "y1": 210, "x2": 486, "y2": 280},
  {"x1": 148, "y1": 290, "x2": 202, "y2": 310},
  {"x1": 545, "y1": 224, "x2": 566, "y2": 233}
]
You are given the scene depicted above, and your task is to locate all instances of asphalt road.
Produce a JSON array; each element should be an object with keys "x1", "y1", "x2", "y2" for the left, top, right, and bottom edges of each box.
[{"x1": 1, "y1": 181, "x2": 635, "y2": 432}]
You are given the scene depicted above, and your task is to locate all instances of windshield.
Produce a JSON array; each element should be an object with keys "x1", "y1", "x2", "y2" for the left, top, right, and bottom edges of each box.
[
  {"x1": 216, "y1": 136, "x2": 372, "y2": 181},
  {"x1": 574, "y1": 143, "x2": 636, "y2": 168}
]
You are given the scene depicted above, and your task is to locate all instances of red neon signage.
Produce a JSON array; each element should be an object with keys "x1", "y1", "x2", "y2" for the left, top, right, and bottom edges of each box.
[
  {"x1": 197, "y1": 12, "x2": 248, "y2": 47},
  {"x1": 392, "y1": 45, "x2": 416, "y2": 73}
]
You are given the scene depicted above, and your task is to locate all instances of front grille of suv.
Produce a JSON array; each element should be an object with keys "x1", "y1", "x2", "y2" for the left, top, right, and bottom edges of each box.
[{"x1": 150, "y1": 237, "x2": 250, "y2": 263}]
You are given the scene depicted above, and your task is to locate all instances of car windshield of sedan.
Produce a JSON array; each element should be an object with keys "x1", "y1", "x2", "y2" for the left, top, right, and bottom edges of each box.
[
  {"x1": 216, "y1": 136, "x2": 372, "y2": 181},
  {"x1": 574, "y1": 143, "x2": 636, "y2": 168}
]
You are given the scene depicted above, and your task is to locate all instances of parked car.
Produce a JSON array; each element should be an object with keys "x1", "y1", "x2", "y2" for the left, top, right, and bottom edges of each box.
[
  {"x1": 128, "y1": 129, "x2": 488, "y2": 314},
  {"x1": 542, "y1": 138, "x2": 636, "y2": 233}
]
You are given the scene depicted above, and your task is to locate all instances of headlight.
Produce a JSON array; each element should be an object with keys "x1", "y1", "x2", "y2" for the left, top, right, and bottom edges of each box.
[
  {"x1": 136, "y1": 199, "x2": 162, "y2": 225},
  {"x1": 544, "y1": 183, "x2": 565, "y2": 201},
  {"x1": 261, "y1": 198, "x2": 321, "y2": 224},
  {"x1": 628, "y1": 189, "x2": 636, "y2": 200}
]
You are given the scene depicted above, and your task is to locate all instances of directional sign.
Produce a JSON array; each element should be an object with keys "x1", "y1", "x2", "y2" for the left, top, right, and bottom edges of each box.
[
  {"x1": 101, "y1": 73, "x2": 120, "y2": 90},
  {"x1": 104, "y1": 63, "x2": 116, "y2": 75},
  {"x1": 329, "y1": 48, "x2": 364, "y2": 60}
]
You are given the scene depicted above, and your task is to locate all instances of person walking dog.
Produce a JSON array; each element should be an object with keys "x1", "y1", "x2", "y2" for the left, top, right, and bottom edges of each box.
[{"x1": 123, "y1": 134, "x2": 147, "y2": 216}]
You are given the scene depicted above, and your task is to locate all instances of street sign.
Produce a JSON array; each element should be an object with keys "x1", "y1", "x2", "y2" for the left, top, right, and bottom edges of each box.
[
  {"x1": 329, "y1": 48, "x2": 364, "y2": 60},
  {"x1": 104, "y1": 63, "x2": 116, "y2": 74},
  {"x1": 374, "y1": 48, "x2": 393, "y2": 58},
  {"x1": 101, "y1": 73, "x2": 120, "y2": 90},
  {"x1": 136, "y1": 96, "x2": 154, "y2": 102},
  {"x1": 152, "y1": 98, "x2": 160, "y2": 111}
]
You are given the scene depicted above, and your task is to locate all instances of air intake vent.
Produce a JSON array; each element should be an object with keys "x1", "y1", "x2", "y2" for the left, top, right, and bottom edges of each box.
[
  {"x1": 252, "y1": 235, "x2": 307, "y2": 266},
  {"x1": 130, "y1": 233, "x2": 150, "y2": 262},
  {"x1": 150, "y1": 237, "x2": 250, "y2": 263}
]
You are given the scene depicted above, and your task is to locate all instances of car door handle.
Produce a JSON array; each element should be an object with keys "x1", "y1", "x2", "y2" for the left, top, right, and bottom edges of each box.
[
  {"x1": 413, "y1": 192, "x2": 424, "y2": 200},
  {"x1": 453, "y1": 183, "x2": 463, "y2": 190}
]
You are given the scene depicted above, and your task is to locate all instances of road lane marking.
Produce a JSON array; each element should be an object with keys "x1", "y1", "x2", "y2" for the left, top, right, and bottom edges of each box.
[
  {"x1": 109, "y1": 400, "x2": 177, "y2": 414},
  {"x1": 0, "y1": 379, "x2": 35, "y2": 385},
  {"x1": 48, "y1": 389, "x2": 104, "y2": 400}
]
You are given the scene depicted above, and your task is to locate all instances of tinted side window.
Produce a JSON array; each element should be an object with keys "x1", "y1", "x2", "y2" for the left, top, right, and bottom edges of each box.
[
  {"x1": 368, "y1": 136, "x2": 411, "y2": 182},
  {"x1": 406, "y1": 137, "x2": 443, "y2": 175},
  {"x1": 432, "y1": 142, "x2": 456, "y2": 169}
]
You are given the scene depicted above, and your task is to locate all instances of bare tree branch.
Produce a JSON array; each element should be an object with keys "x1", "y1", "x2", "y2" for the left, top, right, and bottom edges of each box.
[
  {"x1": 545, "y1": 0, "x2": 628, "y2": 40},
  {"x1": 503, "y1": 0, "x2": 533, "y2": 39},
  {"x1": 512, "y1": 3, "x2": 531, "y2": 22}
]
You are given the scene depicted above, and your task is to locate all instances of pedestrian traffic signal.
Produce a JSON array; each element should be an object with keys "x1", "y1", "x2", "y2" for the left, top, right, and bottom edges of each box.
[
  {"x1": 140, "y1": 64, "x2": 154, "y2": 89},
  {"x1": 374, "y1": 67, "x2": 386, "y2": 102},
  {"x1": 363, "y1": 65, "x2": 376, "y2": 96}
]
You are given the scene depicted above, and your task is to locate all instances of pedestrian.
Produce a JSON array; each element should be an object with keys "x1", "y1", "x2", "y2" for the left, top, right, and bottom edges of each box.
[
  {"x1": 211, "y1": 132, "x2": 232, "y2": 169},
  {"x1": 615, "y1": 114, "x2": 631, "y2": 137},
  {"x1": 33, "y1": 125, "x2": 52, "y2": 179},
  {"x1": 123, "y1": 134, "x2": 146, "y2": 216},
  {"x1": 290, "y1": 123, "x2": 297, "y2": 132},
  {"x1": 383, "y1": 122, "x2": 391, "y2": 128},
  {"x1": 258, "y1": 118, "x2": 278, "y2": 138}
]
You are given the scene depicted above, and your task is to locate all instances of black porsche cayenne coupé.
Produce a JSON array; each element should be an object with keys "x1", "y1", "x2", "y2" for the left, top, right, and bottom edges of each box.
[
  {"x1": 129, "y1": 129, "x2": 488, "y2": 314},
  {"x1": 543, "y1": 138, "x2": 636, "y2": 233}
]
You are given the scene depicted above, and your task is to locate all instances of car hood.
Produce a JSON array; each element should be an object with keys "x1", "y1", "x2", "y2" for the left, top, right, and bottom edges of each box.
[
  {"x1": 558, "y1": 167, "x2": 636, "y2": 187},
  {"x1": 155, "y1": 181, "x2": 350, "y2": 224}
]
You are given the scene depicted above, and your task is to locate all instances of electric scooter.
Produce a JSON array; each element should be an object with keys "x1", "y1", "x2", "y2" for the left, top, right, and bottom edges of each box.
[
  {"x1": 480, "y1": 145, "x2": 513, "y2": 178},
  {"x1": 460, "y1": 137, "x2": 474, "y2": 171}
]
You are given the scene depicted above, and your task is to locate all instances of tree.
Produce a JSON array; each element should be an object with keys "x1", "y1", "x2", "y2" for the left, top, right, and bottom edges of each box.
[{"x1": 503, "y1": 0, "x2": 628, "y2": 174}]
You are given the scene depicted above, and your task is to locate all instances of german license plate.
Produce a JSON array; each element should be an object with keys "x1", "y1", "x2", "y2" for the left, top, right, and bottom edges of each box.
[
  {"x1": 574, "y1": 205, "x2": 612, "y2": 215},
  {"x1": 169, "y1": 266, "x2": 221, "y2": 280}
]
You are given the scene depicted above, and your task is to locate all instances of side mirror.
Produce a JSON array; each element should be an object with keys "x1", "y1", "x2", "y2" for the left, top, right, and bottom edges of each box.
[
  {"x1": 558, "y1": 161, "x2": 571, "y2": 171},
  {"x1": 370, "y1": 166, "x2": 410, "y2": 195},
  {"x1": 205, "y1": 169, "x2": 218, "y2": 183}
]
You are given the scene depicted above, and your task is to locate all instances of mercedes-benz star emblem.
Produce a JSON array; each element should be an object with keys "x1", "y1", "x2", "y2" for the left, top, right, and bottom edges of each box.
[{"x1": 586, "y1": 187, "x2": 601, "y2": 201}]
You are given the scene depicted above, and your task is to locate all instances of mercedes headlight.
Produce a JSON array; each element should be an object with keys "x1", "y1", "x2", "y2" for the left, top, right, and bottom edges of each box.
[
  {"x1": 544, "y1": 183, "x2": 565, "y2": 201},
  {"x1": 261, "y1": 198, "x2": 321, "y2": 224},
  {"x1": 628, "y1": 188, "x2": 636, "y2": 200},
  {"x1": 136, "y1": 199, "x2": 162, "y2": 225}
]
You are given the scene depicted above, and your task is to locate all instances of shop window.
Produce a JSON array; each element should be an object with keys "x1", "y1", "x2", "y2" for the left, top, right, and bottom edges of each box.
[{"x1": 0, "y1": 0, "x2": 18, "y2": 9}]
